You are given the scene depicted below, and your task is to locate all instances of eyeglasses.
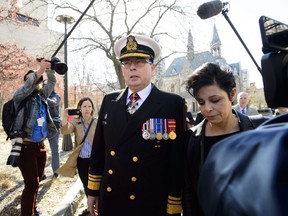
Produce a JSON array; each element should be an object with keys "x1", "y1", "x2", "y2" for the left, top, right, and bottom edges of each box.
[{"x1": 121, "y1": 59, "x2": 152, "y2": 69}]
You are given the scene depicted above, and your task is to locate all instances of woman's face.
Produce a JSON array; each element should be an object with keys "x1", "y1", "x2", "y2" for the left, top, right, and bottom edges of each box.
[
  {"x1": 195, "y1": 85, "x2": 235, "y2": 125},
  {"x1": 80, "y1": 100, "x2": 93, "y2": 118}
]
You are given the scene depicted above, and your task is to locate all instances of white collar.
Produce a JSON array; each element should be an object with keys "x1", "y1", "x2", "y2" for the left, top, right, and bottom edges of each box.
[{"x1": 127, "y1": 83, "x2": 152, "y2": 102}]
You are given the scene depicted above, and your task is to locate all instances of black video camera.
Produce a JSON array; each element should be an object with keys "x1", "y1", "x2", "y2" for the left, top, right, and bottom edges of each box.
[
  {"x1": 259, "y1": 16, "x2": 288, "y2": 108},
  {"x1": 36, "y1": 57, "x2": 68, "y2": 75}
]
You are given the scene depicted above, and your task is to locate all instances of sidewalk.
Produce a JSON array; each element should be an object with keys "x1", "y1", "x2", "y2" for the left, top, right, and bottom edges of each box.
[
  {"x1": 0, "y1": 129, "x2": 84, "y2": 215},
  {"x1": 53, "y1": 178, "x2": 86, "y2": 216}
]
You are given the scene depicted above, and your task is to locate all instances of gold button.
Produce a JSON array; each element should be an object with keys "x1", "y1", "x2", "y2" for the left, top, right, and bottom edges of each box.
[
  {"x1": 130, "y1": 195, "x2": 135, "y2": 200},
  {"x1": 107, "y1": 187, "x2": 112, "y2": 192},
  {"x1": 110, "y1": 151, "x2": 115, "y2": 156},
  {"x1": 132, "y1": 156, "x2": 138, "y2": 162},
  {"x1": 108, "y1": 169, "x2": 113, "y2": 174},
  {"x1": 131, "y1": 177, "x2": 137, "y2": 182}
]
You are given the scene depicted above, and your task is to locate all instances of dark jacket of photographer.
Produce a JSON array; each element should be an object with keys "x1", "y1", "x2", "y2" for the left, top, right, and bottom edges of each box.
[{"x1": 12, "y1": 70, "x2": 57, "y2": 138}]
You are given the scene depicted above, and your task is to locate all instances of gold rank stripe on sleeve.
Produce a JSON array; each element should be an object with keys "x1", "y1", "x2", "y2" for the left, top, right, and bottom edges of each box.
[
  {"x1": 166, "y1": 195, "x2": 182, "y2": 214},
  {"x1": 87, "y1": 174, "x2": 102, "y2": 191}
]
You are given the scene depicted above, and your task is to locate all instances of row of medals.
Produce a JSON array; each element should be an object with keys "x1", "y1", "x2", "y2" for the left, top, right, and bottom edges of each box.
[{"x1": 142, "y1": 130, "x2": 176, "y2": 140}]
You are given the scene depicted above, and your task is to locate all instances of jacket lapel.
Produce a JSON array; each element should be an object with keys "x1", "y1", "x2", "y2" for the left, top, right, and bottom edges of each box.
[{"x1": 109, "y1": 89, "x2": 129, "y2": 145}]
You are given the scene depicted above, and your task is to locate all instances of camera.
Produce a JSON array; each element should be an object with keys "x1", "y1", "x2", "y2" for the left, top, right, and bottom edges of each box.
[
  {"x1": 68, "y1": 109, "x2": 81, "y2": 116},
  {"x1": 36, "y1": 57, "x2": 68, "y2": 75},
  {"x1": 259, "y1": 16, "x2": 288, "y2": 108},
  {"x1": 6, "y1": 141, "x2": 22, "y2": 167}
]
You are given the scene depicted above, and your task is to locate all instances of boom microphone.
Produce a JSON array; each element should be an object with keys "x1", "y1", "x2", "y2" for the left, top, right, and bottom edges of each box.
[{"x1": 197, "y1": 0, "x2": 223, "y2": 19}]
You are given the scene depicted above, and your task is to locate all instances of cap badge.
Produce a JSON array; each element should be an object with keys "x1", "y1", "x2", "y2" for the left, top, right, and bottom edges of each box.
[{"x1": 126, "y1": 35, "x2": 137, "y2": 51}]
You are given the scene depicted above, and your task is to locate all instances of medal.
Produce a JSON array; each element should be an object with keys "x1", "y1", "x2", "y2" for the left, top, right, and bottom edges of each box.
[
  {"x1": 162, "y1": 119, "x2": 169, "y2": 140},
  {"x1": 167, "y1": 119, "x2": 177, "y2": 140},
  {"x1": 143, "y1": 131, "x2": 150, "y2": 140},
  {"x1": 155, "y1": 118, "x2": 163, "y2": 140},
  {"x1": 149, "y1": 119, "x2": 156, "y2": 140},
  {"x1": 162, "y1": 132, "x2": 169, "y2": 140},
  {"x1": 150, "y1": 131, "x2": 156, "y2": 140},
  {"x1": 156, "y1": 133, "x2": 162, "y2": 140},
  {"x1": 142, "y1": 121, "x2": 150, "y2": 140},
  {"x1": 169, "y1": 131, "x2": 176, "y2": 140}
]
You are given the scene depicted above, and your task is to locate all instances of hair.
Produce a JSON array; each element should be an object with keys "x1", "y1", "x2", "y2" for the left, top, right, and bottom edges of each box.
[
  {"x1": 77, "y1": 97, "x2": 95, "y2": 117},
  {"x1": 186, "y1": 62, "x2": 236, "y2": 100},
  {"x1": 24, "y1": 70, "x2": 35, "y2": 81},
  {"x1": 237, "y1": 91, "x2": 249, "y2": 100}
]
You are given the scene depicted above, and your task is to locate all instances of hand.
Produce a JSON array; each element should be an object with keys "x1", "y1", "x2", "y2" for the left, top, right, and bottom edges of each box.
[
  {"x1": 37, "y1": 58, "x2": 51, "y2": 74},
  {"x1": 87, "y1": 196, "x2": 98, "y2": 216},
  {"x1": 60, "y1": 108, "x2": 70, "y2": 126}
]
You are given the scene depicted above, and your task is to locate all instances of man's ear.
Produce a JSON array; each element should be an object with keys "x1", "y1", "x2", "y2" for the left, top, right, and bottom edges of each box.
[
  {"x1": 151, "y1": 64, "x2": 156, "y2": 75},
  {"x1": 230, "y1": 88, "x2": 237, "y2": 102}
]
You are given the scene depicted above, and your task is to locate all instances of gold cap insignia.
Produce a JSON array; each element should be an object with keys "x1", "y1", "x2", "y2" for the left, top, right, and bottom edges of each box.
[{"x1": 126, "y1": 35, "x2": 138, "y2": 51}]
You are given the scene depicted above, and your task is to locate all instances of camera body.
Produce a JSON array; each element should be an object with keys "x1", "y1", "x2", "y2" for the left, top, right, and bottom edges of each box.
[
  {"x1": 68, "y1": 109, "x2": 81, "y2": 116},
  {"x1": 36, "y1": 57, "x2": 68, "y2": 75},
  {"x1": 259, "y1": 16, "x2": 288, "y2": 108}
]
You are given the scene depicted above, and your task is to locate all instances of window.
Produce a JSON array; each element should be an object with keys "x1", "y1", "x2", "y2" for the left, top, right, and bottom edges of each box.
[{"x1": 8, "y1": 11, "x2": 39, "y2": 26}]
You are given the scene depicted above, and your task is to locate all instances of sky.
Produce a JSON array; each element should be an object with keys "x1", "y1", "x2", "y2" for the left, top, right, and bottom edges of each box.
[
  {"x1": 196, "y1": 0, "x2": 287, "y2": 88},
  {"x1": 51, "y1": 0, "x2": 288, "y2": 87}
]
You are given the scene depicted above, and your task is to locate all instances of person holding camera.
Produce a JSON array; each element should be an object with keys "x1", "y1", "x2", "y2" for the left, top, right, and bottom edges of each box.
[
  {"x1": 56, "y1": 97, "x2": 97, "y2": 216},
  {"x1": 10, "y1": 58, "x2": 57, "y2": 216}
]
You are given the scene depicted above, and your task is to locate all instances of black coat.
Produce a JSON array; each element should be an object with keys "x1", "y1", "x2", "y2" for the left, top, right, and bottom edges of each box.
[
  {"x1": 183, "y1": 110, "x2": 256, "y2": 216},
  {"x1": 198, "y1": 113, "x2": 288, "y2": 216},
  {"x1": 88, "y1": 86, "x2": 186, "y2": 216}
]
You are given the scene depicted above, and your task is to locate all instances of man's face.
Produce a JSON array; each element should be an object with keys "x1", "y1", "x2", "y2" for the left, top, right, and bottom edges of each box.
[
  {"x1": 238, "y1": 93, "x2": 249, "y2": 108},
  {"x1": 121, "y1": 57, "x2": 155, "y2": 92}
]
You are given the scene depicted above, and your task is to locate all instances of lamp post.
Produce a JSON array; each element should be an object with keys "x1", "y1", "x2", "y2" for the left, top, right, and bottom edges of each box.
[{"x1": 55, "y1": 14, "x2": 75, "y2": 151}]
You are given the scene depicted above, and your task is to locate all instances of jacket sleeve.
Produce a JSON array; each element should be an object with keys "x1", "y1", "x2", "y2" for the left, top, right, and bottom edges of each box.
[
  {"x1": 166, "y1": 96, "x2": 186, "y2": 215},
  {"x1": 87, "y1": 96, "x2": 107, "y2": 197},
  {"x1": 182, "y1": 134, "x2": 204, "y2": 216}
]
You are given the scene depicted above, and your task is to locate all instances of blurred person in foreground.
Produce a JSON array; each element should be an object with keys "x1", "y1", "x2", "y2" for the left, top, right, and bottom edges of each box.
[
  {"x1": 182, "y1": 62, "x2": 257, "y2": 216},
  {"x1": 12, "y1": 59, "x2": 57, "y2": 216},
  {"x1": 232, "y1": 91, "x2": 259, "y2": 116},
  {"x1": 87, "y1": 34, "x2": 186, "y2": 216},
  {"x1": 198, "y1": 112, "x2": 288, "y2": 216},
  {"x1": 57, "y1": 97, "x2": 96, "y2": 216}
]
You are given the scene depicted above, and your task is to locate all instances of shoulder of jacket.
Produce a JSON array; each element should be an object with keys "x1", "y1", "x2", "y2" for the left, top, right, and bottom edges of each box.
[{"x1": 239, "y1": 114, "x2": 255, "y2": 129}]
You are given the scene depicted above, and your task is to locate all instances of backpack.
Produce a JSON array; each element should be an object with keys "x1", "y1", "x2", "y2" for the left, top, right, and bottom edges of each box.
[{"x1": 2, "y1": 98, "x2": 28, "y2": 140}]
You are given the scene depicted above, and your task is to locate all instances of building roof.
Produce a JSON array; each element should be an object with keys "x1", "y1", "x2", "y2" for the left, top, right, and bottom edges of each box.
[{"x1": 164, "y1": 51, "x2": 228, "y2": 77}]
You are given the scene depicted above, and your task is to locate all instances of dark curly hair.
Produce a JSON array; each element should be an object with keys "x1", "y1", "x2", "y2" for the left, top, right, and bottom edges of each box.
[{"x1": 186, "y1": 62, "x2": 236, "y2": 101}]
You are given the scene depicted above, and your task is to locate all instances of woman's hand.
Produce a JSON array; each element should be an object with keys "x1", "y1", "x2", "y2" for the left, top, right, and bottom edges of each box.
[{"x1": 60, "y1": 108, "x2": 70, "y2": 126}]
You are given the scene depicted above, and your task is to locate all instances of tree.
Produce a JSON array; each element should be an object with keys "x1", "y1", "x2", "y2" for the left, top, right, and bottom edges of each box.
[
  {"x1": 26, "y1": 0, "x2": 194, "y2": 89},
  {"x1": 0, "y1": 43, "x2": 36, "y2": 119},
  {"x1": 0, "y1": 43, "x2": 34, "y2": 82}
]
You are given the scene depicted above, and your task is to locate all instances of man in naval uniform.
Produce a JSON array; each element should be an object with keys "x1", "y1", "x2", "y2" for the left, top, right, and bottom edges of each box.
[{"x1": 87, "y1": 34, "x2": 186, "y2": 216}]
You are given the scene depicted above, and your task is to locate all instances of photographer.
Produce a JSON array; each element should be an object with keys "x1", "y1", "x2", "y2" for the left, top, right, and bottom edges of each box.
[
  {"x1": 11, "y1": 58, "x2": 57, "y2": 216},
  {"x1": 56, "y1": 97, "x2": 97, "y2": 216}
]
